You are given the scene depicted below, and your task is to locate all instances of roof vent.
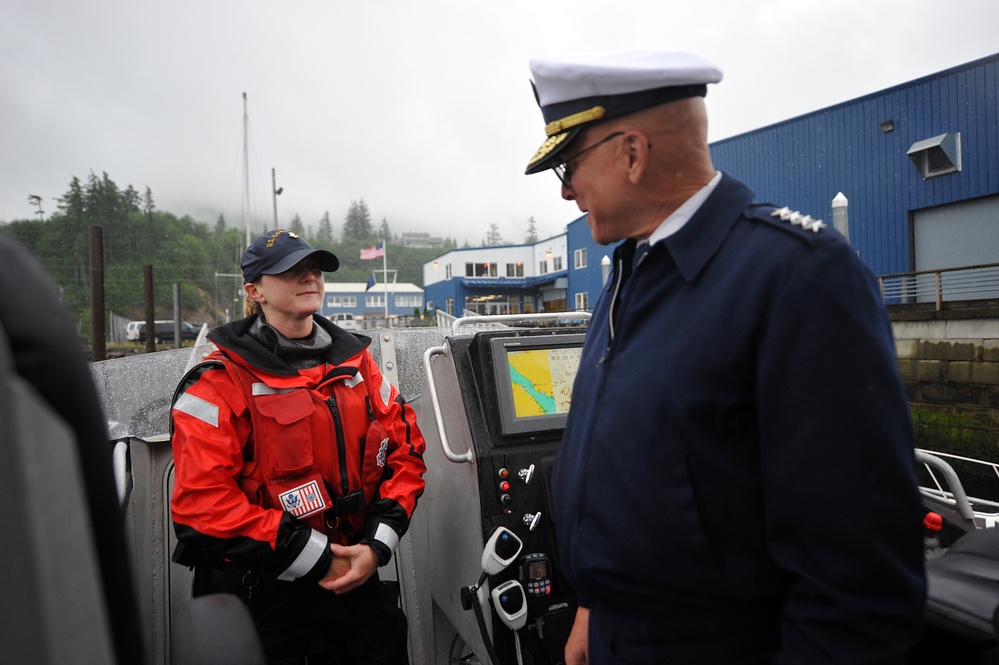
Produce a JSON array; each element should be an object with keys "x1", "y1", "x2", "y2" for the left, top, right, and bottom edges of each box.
[{"x1": 907, "y1": 132, "x2": 961, "y2": 179}]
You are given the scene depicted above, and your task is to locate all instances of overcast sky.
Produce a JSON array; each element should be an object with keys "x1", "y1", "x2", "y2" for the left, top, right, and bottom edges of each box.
[{"x1": 2, "y1": 0, "x2": 997, "y2": 246}]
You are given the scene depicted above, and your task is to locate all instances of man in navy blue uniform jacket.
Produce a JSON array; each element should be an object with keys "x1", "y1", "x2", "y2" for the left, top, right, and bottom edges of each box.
[{"x1": 523, "y1": 51, "x2": 926, "y2": 664}]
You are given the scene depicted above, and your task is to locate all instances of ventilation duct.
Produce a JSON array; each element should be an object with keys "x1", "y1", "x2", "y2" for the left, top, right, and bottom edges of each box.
[{"x1": 907, "y1": 132, "x2": 961, "y2": 179}]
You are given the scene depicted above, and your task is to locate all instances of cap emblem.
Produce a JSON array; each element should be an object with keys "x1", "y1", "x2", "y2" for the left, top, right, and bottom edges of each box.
[{"x1": 263, "y1": 229, "x2": 300, "y2": 249}]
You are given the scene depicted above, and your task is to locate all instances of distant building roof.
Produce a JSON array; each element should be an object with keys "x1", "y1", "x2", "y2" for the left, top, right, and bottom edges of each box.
[
  {"x1": 400, "y1": 232, "x2": 446, "y2": 247},
  {"x1": 323, "y1": 281, "x2": 423, "y2": 294}
]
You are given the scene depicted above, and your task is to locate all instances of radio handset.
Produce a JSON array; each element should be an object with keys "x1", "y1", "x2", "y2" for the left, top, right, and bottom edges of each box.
[
  {"x1": 492, "y1": 579, "x2": 529, "y2": 665},
  {"x1": 491, "y1": 579, "x2": 528, "y2": 631},
  {"x1": 462, "y1": 527, "x2": 526, "y2": 665},
  {"x1": 481, "y1": 526, "x2": 524, "y2": 575},
  {"x1": 519, "y1": 552, "x2": 553, "y2": 616}
]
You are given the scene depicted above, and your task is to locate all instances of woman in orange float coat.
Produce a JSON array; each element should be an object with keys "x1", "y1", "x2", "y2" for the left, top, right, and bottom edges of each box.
[{"x1": 170, "y1": 229, "x2": 426, "y2": 664}]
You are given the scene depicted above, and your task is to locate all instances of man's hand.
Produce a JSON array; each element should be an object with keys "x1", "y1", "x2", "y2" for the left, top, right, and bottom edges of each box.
[
  {"x1": 565, "y1": 606, "x2": 589, "y2": 665},
  {"x1": 318, "y1": 543, "x2": 378, "y2": 594}
]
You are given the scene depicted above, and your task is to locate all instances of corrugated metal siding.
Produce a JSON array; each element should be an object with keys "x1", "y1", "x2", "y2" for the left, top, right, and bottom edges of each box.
[
  {"x1": 566, "y1": 214, "x2": 623, "y2": 311},
  {"x1": 710, "y1": 54, "x2": 999, "y2": 276}
]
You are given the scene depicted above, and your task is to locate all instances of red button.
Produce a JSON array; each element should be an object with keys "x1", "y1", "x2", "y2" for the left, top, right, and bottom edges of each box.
[{"x1": 500, "y1": 481, "x2": 511, "y2": 491}]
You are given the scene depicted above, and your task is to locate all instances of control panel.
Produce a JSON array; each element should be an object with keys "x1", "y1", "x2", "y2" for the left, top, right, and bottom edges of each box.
[{"x1": 419, "y1": 326, "x2": 586, "y2": 665}]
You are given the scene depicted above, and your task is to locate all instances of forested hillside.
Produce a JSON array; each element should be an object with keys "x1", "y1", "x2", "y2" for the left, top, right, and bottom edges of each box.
[{"x1": 1, "y1": 172, "x2": 454, "y2": 335}]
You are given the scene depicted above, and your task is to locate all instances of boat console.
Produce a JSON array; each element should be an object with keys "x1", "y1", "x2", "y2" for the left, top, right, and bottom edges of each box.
[{"x1": 410, "y1": 319, "x2": 588, "y2": 664}]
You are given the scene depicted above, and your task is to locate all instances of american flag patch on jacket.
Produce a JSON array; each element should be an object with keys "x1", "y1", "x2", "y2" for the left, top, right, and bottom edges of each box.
[{"x1": 278, "y1": 480, "x2": 326, "y2": 519}]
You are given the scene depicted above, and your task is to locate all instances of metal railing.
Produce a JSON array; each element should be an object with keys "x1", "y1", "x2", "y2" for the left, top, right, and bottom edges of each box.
[
  {"x1": 879, "y1": 262, "x2": 999, "y2": 309},
  {"x1": 916, "y1": 448, "x2": 999, "y2": 528}
]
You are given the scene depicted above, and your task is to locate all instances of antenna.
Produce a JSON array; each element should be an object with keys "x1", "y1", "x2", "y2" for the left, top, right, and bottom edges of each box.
[{"x1": 242, "y1": 93, "x2": 250, "y2": 247}]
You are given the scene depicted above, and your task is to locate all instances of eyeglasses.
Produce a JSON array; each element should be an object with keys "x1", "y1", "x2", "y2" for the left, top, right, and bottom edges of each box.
[{"x1": 552, "y1": 131, "x2": 624, "y2": 188}]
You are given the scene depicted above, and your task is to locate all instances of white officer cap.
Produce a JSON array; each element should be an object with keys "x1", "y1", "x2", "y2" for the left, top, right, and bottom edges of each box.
[{"x1": 525, "y1": 50, "x2": 723, "y2": 174}]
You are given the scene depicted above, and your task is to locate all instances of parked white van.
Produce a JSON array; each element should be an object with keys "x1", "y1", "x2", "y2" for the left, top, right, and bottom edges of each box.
[
  {"x1": 329, "y1": 313, "x2": 360, "y2": 330},
  {"x1": 125, "y1": 321, "x2": 145, "y2": 341}
]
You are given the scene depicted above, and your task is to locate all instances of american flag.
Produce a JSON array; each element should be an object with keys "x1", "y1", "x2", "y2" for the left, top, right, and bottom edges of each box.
[
  {"x1": 277, "y1": 480, "x2": 326, "y2": 518},
  {"x1": 360, "y1": 240, "x2": 385, "y2": 260}
]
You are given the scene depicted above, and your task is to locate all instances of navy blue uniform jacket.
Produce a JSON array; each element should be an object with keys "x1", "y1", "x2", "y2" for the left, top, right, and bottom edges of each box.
[{"x1": 552, "y1": 173, "x2": 926, "y2": 663}]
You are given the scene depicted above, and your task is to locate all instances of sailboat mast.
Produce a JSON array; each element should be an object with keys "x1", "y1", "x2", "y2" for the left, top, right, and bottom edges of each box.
[
  {"x1": 382, "y1": 240, "x2": 388, "y2": 322},
  {"x1": 242, "y1": 92, "x2": 251, "y2": 247}
]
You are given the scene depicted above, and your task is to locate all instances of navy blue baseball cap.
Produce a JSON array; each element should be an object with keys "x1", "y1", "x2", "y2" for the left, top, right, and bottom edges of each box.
[{"x1": 241, "y1": 229, "x2": 339, "y2": 284}]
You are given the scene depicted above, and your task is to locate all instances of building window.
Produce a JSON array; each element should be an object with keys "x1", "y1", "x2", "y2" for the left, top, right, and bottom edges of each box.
[
  {"x1": 446, "y1": 297, "x2": 454, "y2": 315},
  {"x1": 539, "y1": 261, "x2": 548, "y2": 275},
  {"x1": 326, "y1": 296, "x2": 357, "y2": 308},
  {"x1": 575, "y1": 292, "x2": 589, "y2": 311},
  {"x1": 574, "y1": 248, "x2": 587, "y2": 269},
  {"x1": 506, "y1": 262, "x2": 524, "y2": 277},
  {"x1": 446, "y1": 264, "x2": 452, "y2": 279},
  {"x1": 466, "y1": 262, "x2": 497, "y2": 277},
  {"x1": 366, "y1": 295, "x2": 386, "y2": 307},
  {"x1": 553, "y1": 256, "x2": 563, "y2": 271},
  {"x1": 395, "y1": 295, "x2": 423, "y2": 308}
]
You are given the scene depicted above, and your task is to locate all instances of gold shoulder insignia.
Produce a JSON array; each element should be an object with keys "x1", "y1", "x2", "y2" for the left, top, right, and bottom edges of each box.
[{"x1": 770, "y1": 207, "x2": 827, "y2": 233}]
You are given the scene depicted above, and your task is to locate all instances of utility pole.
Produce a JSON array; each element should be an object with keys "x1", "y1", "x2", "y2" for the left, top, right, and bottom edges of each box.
[
  {"x1": 272, "y1": 168, "x2": 283, "y2": 227},
  {"x1": 90, "y1": 226, "x2": 106, "y2": 361}
]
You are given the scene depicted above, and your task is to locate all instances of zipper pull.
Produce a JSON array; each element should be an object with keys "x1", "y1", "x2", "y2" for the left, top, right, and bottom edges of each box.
[{"x1": 598, "y1": 346, "x2": 611, "y2": 365}]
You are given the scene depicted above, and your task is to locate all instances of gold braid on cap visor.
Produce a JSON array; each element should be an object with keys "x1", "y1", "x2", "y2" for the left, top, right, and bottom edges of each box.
[
  {"x1": 545, "y1": 105, "x2": 607, "y2": 136},
  {"x1": 528, "y1": 105, "x2": 608, "y2": 168},
  {"x1": 528, "y1": 133, "x2": 571, "y2": 168}
]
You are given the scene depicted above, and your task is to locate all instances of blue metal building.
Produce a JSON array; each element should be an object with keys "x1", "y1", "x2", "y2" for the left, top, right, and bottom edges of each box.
[
  {"x1": 565, "y1": 215, "x2": 614, "y2": 312},
  {"x1": 710, "y1": 53, "x2": 999, "y2": 278},
  {"x1": 423, "y1": 240, "x2": 570, "y2": 317},
  {"x1": 424, "y1": 53, "x2": 999, "y2": 313}
]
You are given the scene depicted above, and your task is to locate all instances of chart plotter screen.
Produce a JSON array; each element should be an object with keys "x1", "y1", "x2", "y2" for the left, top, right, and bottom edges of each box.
[{"x1": 489, "y1": 334, "x2": 585, "y2": 436}]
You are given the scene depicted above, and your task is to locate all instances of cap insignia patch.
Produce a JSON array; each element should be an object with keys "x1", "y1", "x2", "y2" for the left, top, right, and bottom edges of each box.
[{"x1": 770, "y1": 207, "x2": 827, "y2": 233}]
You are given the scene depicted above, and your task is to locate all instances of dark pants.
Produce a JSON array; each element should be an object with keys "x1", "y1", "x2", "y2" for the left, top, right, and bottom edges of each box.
[
  {"x1": 201, "y1": 565, "x2": 408, "y2": 665},
  {"x1": 588, "y1": 601, "x2": 779, "y2": 665}
]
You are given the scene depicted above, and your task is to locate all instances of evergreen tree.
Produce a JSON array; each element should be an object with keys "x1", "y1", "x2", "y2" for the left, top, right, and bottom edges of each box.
[
  {"x1": 525, "y1": 216, "x2": 538, "y2": 243},
  {"x1": 57, "y1": 176, "x2": 86, "y2": 220},
  {"x1": 316, "y1": 211, "x2": 334, "y2": 245},
  {"x1": 85, "y1": 172, "x2": 128, "y2": 263},
  {"x1": 486, "y1": 222, "x2": 503, "y2": 246},
  {"x1": 215, "y1": 214, "x2": 226, "y2": 235},
  {"x1": 289, "y1": 213, "x2": 305, "y2": 236},
  {"x1": 342, "y1": 199, "x2": 373, "y2": 241},
  {"x1": 379, "y1": 217, "x2": 391, "y2": 241},
  {"x1": 143, "y1": 187, "x2": 155, "y2": 217},
  {"x1": 51, "y1": 175, "x2": 89, "y2": 286},
  {"x1": 123, "y1": 185, "x2": 141, "y2": 213}
]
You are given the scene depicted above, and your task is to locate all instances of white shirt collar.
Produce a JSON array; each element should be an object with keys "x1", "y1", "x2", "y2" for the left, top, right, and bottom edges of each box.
[{"x1": 641, "y1": 171, "x2": 723, "y2": 248}]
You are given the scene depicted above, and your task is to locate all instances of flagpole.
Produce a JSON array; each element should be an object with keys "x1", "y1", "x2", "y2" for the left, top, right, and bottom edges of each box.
[{"x1": 381, "y1": 238, "x2": 388, "y2": 324}]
